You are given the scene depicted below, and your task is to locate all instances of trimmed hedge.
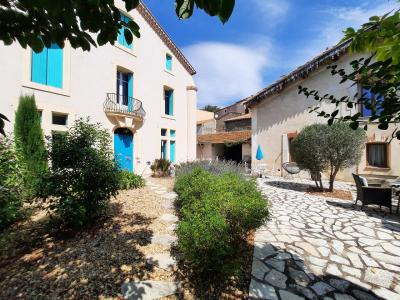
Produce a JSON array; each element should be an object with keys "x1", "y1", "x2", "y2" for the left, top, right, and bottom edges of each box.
[{"x1": 175, "y1": 167, "x2": 269, "y2": 274}]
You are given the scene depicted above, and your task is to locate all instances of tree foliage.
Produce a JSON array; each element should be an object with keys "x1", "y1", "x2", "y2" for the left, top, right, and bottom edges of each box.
[
  {"x1": 203, "y1": 105, "x2": 220, "y2": 112},
  {"x1": 44, "y1": 118, "x2": 120, "y2": 228},
  {"x1": 14, "y1": 95, "x2": 47, "y2": 198},
  {"x1": 291, "y1": 123, "x2": 366, "y2": 191},
  {"x1": 0, "y1": 136, "x2": 23, "y2": 229},
  {"x1": 299, "y1": 8, "x2": 400, "y2": 139},
  {"x1": 0, "y1": 0, "x2": 235, "y2": 52}
]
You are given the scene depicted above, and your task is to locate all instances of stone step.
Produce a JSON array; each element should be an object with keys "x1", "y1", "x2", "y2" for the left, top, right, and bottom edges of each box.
[
  {"x1": 146, "y1": 253, "x2": 177, "y2": 270},
  {"x1": 151, "y1": 234, "x2": 177, "y2": 246},
  {"x1": 159, "y1": 214, "x2": 178, "y2": 223},
  {"x1": 122, "y1": 280, "x2": 180, "y2": 300}
]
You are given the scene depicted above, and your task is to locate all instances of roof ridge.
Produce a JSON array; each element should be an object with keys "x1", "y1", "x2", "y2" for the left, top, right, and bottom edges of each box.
[
  {"x1": 246, "y1": 39, "x2": 352, "y2": 107},
  {"x1": 137, "y1": 2, "x2": 196, "y2": 75}
]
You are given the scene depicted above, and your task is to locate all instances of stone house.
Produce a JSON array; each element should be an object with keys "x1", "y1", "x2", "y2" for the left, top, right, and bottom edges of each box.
[{"x1": 246, "y1": 40, "x2": 400, "y2": 182}]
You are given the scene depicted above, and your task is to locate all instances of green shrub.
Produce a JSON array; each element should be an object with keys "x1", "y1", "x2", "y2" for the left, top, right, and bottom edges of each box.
[
  {"x1": 176, "y1": 160, "x2": 245, "y2": 178},
  {"x1": 119, "y1": 171, "x2": 145, "y2": 190},
  {"x1": 0, "y1": 136, "x2": 23, "y2": 229},
  {"x1": 175, "y1": 169, "x2": 269, "y2": 274},
  {"x1": 14, "y1": 95, "x2": 47, "y2": 199},
  {"x1": 44, "y1": 118, "x2": 120, "y2": 228},
  {"x1": 150, "y1": 158, "x2": 171, "y2": 177}
]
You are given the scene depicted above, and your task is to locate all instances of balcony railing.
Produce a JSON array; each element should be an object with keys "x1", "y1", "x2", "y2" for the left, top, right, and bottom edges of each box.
[{"x1": 103, "y1": 93, "x2": 146, "y2": 119}]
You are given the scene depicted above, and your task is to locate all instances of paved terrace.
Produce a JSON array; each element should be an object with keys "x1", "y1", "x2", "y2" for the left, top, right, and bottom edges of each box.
[{"x1": 250, "y1": 177, "x2": 400, "y2": 300}]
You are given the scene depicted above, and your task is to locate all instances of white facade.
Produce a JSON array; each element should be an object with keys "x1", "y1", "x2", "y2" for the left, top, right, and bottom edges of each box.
[{"x1": 0, "y1": 2, "x2": 197, "y2": 175}]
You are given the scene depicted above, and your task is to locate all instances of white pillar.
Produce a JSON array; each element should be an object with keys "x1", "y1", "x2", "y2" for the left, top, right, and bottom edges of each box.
[{"x1": 186, "y1": 85, "x2": 197, "y2": 161}]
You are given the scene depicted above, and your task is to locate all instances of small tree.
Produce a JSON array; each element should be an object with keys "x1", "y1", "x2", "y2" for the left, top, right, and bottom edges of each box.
[
  {"x1": 203, "y1": 105, "x2": 220, "y2": 112},
  {"x1": 45, "y1": 118, "x2": 120, "y2": 228},
  {"x1": 324, "y1": 123, "x2": 366, "y2": 191},
  {"x1": 14, "y1": 95, "x2": 47, "y2": 198},
  {"x1": 290, "y1": 124, "x2": 327, "y2": 190},
  {"x1": 291, "y1": 123, "x2": 366, "y2": 191}
]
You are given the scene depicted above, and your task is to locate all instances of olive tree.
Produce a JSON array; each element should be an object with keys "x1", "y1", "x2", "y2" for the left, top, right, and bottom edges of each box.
[{"x1": 291, "y1": 123, "x2": 366, "y2": 191}]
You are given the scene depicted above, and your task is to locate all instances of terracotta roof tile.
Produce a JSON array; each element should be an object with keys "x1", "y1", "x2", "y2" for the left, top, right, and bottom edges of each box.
[{"x1": 198, "y1": 130, "x2": 251, "y2": 144}]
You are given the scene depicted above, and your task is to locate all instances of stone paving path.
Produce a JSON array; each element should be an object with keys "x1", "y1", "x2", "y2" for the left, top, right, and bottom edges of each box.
[
  {"x1": 122, "y1": 178, "x2": 180, "y2": 300},
  {"x1": 250, "y1": 177, "x2": 400, "y2": 300}
]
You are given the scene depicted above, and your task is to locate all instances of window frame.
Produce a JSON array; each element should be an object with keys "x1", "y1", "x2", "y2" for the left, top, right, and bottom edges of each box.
[
  {"x1": 165, "y1": 53, "x2": 173, "y2": 72},
  {"x1": 31, "y1": 44, "x2": 63, "y2": 89},
  {"x1": 164, "y1": 88, "x2": 174, "y2": 117},
  {"x1": 52, "y1": 112, "x2": 68, "y2": 126},
  {"x1": 117, "y1": 13, "x2": 134, "y2": 50},
  {"x1": 366, "y1": 142, "x2": 389, "y2": 169}
]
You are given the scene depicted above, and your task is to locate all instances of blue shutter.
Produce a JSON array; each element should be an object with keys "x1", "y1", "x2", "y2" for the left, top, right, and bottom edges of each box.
[
  {"x1": 362, "y1": 88, "x2": 372, "y2": 117},
  {"x1": 118, "y1": 15, "x2": 133, "y2": 49},
  {"x1": 166, "y1": 54, "x2": 172, "y2": 71},
  {"x1": 170, "y1": 141, "x2": 175, "y2": 163},
  {"x1": 31, "y1": 48, "x2": 47, "y2": 85},
  {"x1": 125, "y1": 15, "x2": 133, "y2": 49},
  {"x1": 169, "y1": 90, "x2": 174, "y2": 116},
  {"x1": 47, "y1": 44, "x2": 63, "y2": 88},
  {"x1": 170, "y1": 130, "x2": 176, "y2": 137},
  {"x1": 127, "y1": 73, "x2": 133, "y2": 112}
]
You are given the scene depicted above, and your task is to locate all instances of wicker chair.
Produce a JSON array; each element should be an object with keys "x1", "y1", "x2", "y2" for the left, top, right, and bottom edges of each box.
[{"x1": 352, "y1": 173, "x2": 393, "y2": 213}]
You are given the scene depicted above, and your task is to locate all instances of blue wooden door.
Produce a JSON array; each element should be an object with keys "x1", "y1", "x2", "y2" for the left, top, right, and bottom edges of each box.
[{"x1": 114, "y1": 129, "x2": 133, "y2": 172}]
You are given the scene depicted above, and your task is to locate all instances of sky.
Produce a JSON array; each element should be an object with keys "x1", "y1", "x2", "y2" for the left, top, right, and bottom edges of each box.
[{"x1": 144, "y1": 0, "x2": 398, "y2": 108}]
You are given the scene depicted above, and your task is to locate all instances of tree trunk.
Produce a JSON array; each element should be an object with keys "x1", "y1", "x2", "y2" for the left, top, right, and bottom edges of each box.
[{"x1": 328, "y1": 167, "x2": 340, "y2": 192}]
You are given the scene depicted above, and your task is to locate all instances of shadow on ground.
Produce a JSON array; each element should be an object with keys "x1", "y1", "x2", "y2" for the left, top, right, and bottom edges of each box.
[
  {"x1": 0, "y1": 202, "x2": 155, "y2": 299},
  {"x1": 250, "y1": 243, "x2": 385, "y2": 300}
]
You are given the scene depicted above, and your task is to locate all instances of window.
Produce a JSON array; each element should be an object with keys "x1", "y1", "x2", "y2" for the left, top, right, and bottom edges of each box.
[
  {"x1": 161, "y1": 129, "x2": 167, "y2": 136},
  {"x1": 360, "y1": 88, "x2": 384, "y2": 117},
  {"x1": 170, "y1": 141, "x2": 176, "y2": 163},
  {"x1": 164, "y1": 89, "x2": 174, "y2": 116},
  {"x1": 52, "y1": 113, "x2": 68, "y2": 126},
  {"x1": 38, "y1": 110, "x2": 42, "y2": 123},
  {"x1": 118, "y1": 14, "x2": 133, "y2": 49},
  {"x1": 31, "y1": 44, "x2": 63, "y2": 88},
  {"x1": 161, "y1": 140, "x2": 167, "y2": 159},
  {"x1": 166, "y1": 54, "x2": 172, "y2": 71},
  {"x1": 366, "y1": 143, "x2": 388, "y2": 168},
  {"x1": 170, "y1": 130, "x2": 176, "y2": 137},
  {"x1": 116, "y1": 71, "x2": 133, "y2": 106}
]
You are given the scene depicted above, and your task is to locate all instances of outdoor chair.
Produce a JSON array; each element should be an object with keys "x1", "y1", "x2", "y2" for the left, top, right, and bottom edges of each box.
[
  {"x1": 352, "y1": 173, "x2": 393, "y2": 213},
  {"x1": 282, "y1": 162, "x2": 301, "y2": 180}
]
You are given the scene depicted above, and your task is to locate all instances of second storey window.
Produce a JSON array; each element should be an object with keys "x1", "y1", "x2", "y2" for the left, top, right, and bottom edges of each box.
[
  {"x1": 164, "y1": 88, "x2": 174, "y2": 116},
  {"x1": 31, "y1": 44, "x2": 63, "y2": 88},
  {"x1": 116, "y1": 71, "x2": 133, "y2": 106},
  {"x1": 166, "y1": 54, "x2": 172, "y2": 71},
  {"x1": 367, "y1": 143, "x2": 388, "y2": 168},
  {"x1": 360, "y1": 88, "x2": 384, "y2": 117},
  {"x1": 118, "y1": 14, "x2": 133, "y2": 49},
  {"x1": 52, "y1": 113, "x2": 68, "y2": 126}
]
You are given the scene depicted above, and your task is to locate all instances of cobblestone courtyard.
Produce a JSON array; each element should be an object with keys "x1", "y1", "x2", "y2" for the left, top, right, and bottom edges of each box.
[{"x1": 250, "y1": 177, "x2": 400, "y2": 300}]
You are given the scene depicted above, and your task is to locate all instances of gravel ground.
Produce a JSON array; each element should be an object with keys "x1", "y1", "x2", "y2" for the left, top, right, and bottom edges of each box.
[
  {"x1": 0, "y1": 179, "x2": 176, "y2": 300},
  {"x1": 0, "y1": 177, "x2": 253, "y2": 300}
]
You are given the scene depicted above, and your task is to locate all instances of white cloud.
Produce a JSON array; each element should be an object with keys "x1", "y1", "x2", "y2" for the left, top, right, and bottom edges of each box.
[
  {"x1": 250, "y1": 0, "x2": 290, "y2": 23},
  {"x1": 286, "y1": 1, "x2": 399, "y2": 71},
  {"x1": 183, "y1": 41, "x2": 272, "y2": 107}
]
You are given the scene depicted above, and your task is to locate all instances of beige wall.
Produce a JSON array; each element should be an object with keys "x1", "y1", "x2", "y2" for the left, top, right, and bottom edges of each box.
[
  {"x1": 197, "y1": 109, "x2": 214, "y2": 122},
  {"x1": 0, "y1": 1, "x2": 197, "y2": 175},
  {"x1": 251, "y1": 53, "x2": 400, "y2": 182}
]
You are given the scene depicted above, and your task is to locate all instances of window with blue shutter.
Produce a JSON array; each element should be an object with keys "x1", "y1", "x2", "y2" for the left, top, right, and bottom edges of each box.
[
  {"x1": 164, "y1": 89, "x2": 174, "y2": 116},
  {"x1": 166, "y1": 54, "x2": 172, "y2": 71},
  {"x1": 31, "y1": 43, "x2": 63, "y2": 88},
  {"x1": 170, "y1": 130, "x2": 176, "y2": 137},
  {"x1": 361, "y1": 88, "x2": 384, "y2": 117},
  {"x1": 161, "y1": 140, "x2": 167, "y2": 159},
  {"x1": 170, "y1": 141, "x2": 175, "y2": 163},
  {"x1": 118, "y1": 14, "x2": 133, "y2": 49}
]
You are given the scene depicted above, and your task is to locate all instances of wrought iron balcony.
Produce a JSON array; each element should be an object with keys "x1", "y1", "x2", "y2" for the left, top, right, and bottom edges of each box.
[{"x1": 103, "y1": 93, "x2": 146, "y2": 119}]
